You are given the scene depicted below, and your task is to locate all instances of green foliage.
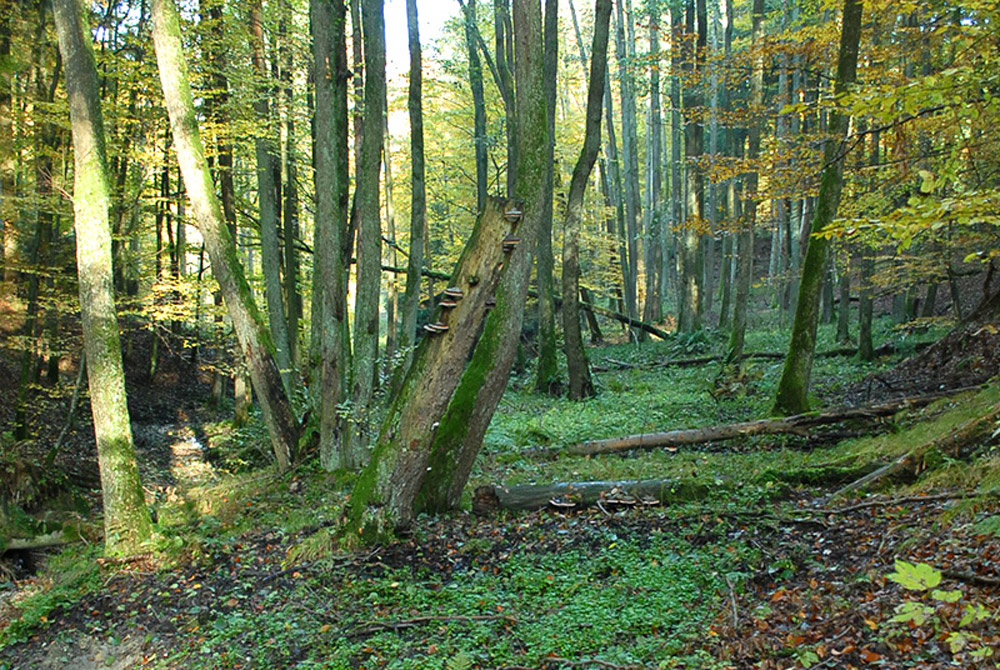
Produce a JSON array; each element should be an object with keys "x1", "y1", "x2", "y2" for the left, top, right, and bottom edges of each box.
[{"x1": 0, "y1": 547, "x2": 101, "y2": 646}]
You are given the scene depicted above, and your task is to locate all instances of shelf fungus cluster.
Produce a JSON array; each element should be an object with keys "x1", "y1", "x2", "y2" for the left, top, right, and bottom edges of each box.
[{"x1": 423, "y1": 286, "x2": 465, "y2": 335}]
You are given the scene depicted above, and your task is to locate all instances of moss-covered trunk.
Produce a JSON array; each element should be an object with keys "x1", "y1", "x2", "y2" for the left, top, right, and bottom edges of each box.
[
  {"x1": 414, "y1": 0, "x2": 548, "y2": 514},
  {"x1": 773, "y1": 0, "x2": 862, "y2": 416},
  {"x1": 152, "y1": 0, "x2": 297, "y2": 471},
  {"x1": 341, "y1": 198, "x2": 523, "y2": 542},
  {"x1": 310, "y1": 0, "x2": 350, "y2": 470},
  {"x1": 53, "y1": 0, "x2": 152, "y2": 556},
  {"x1": 534, "y1": 0, "x2": 560, "y2": 395},
  {"x1": 563, "y1": 0, "x2": 611, "y2": 402}
]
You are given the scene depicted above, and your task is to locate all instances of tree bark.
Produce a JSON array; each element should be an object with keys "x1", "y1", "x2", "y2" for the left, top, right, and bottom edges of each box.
[
  {"x1": 0, "y1": 4, "x2": 11, "y2": 284},
  {"x1": 463, "y1": 0, "x2": 488, "y2": 212},
  {"x1": 534, "y1": 0, "x2": 560, "y2": 395},
  {"x1": 152, "y1": 0, "x2": 298, "y2": 471},
  {"x1": 414, "y1": 0, "x2": 548, "y2": 515},
  {"x1": 725, "y1": 0, "x2": 764, "y2": 363},
  {"x1": 53, "y1": 0, "x2": 152, "y2": 555},
  {"x1": 399, "y1": 0, "x2": 425, "y2": 384},
  {"x1": 678, "y1": 0, "x2": 705, "y2": 333},
  {"x1": 249, "y1": 0, "x2": 293, "y2": 394},
  {"x1": 773, "y1": 0, "x2": 863, "y2": 416},
  {"x1": 311, "y1": 0, "x2": 351, "y2": 471},
  {"x1": 341, "y1": 198, "x2": 525, "y2": 542},
  {"x1": 563, "y1": 0, "x2": 612, "y2": 401},
  {"x1": 473, "y1": 478, "x2": 708, "y2": 515},
  {"x1": 347, "y1": 0, "x2": 386, "y2": 466},
  {"x1": 569, "y1": 389, "x2": 971, "y2": 457},
  {"x1": 642, "y1": 0, "x2": 663, "y2": 327}
]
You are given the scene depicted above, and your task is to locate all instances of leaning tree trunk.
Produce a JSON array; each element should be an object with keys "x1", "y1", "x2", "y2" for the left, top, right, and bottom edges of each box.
[
  {"x1": 347, "y1": 0, "x2": 386, "y2": 467},
  {"x1": 534, "y1": 0, "x2": 560, "y2": 395},
  {"x1": 773, "y1": 0, "x2": 863, "y2": 416},
  {"x1": 563, "y1": 0, "x2": 612, "y2": 401},
  {"x1": 341, "y1": 198, "x2": 526, "y2": 542},
  {"x1": 311, "y1": 0, "x2": 350, "y2": 471},
  {"x1": 398, "y1": 0, "x2": 425, "y2": 383},
  {"x1": 415, "y1": 0, "x2": 548, "y2": 515},
  {"x1": 53, "y1": 0, "x2": 152, "y2": 556},
  {"x1": 152, "y1": 0, "x2": 297, "y2": 470}
]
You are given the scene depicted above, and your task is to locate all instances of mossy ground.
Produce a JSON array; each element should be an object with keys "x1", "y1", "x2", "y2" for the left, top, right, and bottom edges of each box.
[{"x1": 3, "y1": 315, "x2": 999, "y2": 669}]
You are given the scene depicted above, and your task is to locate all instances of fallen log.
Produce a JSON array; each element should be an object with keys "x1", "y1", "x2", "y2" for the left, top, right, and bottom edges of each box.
[
  {"x1": 835, "y1": 399, "x2": 1000, "y2": 496},
  {"x1": 566, "y1": 387, "x2": 978, "y2": 457},
  {"x1": 3, "y1": 530, "x2": 73, "y2": 552},
  {"x1": 472, "y1": 478, "x2": 710, "y2": 515}
]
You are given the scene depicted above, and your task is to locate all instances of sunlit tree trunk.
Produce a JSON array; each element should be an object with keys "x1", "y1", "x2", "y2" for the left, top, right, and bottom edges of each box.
[
  {"x1": 495, "y1": 0, "x2": 517, "y2": 193},
  {"x1": 347, "y1": 0, "x2": 385, "y2": 467},
  {"x1": 564, "y1": 0, "x2": 611, "y2": 401},
  {"x1": 534, "y1": 0, "x2": 560, "y2": 395},
  {"x1": 53, "y1": 0, "x2": 152, "y2": 555},
  {"x1": 773, "y1": 0, "x2": 863, "y2": 415},
  {"x1": 382, "y1": 112, "x2": 398, "y2": 375},
  {"x1": 152, "y1": 0, "x2": 297, "y2": 470},
  {"x1": 678, "y1": 0, "x2": 705, "y2": 333},
  {"x1": 669, "y1": 1, "x2": 684, "y2": 319},
  {"x1": 463, "y1": 0, "x2": 487, "y2": 211}
]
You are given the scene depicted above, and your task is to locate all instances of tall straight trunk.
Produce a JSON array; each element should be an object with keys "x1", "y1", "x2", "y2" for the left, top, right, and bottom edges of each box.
[
  {"x1": 613, "y1": 0, "x2": 641, "y2": 338},
  {"x1": 279, "y1": 7, "x2": 300, "y2": 365},
  {"x1": 249, "y1": 1, "x2": 292, "y2": 393},
  {"x1": 603, "y1": 64, "x2": 628, "y2": 326},
  {"x1": 717, "y1": 0, "x2": 735, "y2": 333},
  {"x1": 642, "y1": 0, "x2": 663, "y2": 326},
  {"x1": 350, "y1": 0, "x2": 364, "y2": 170},
  {"x1": 348, "y1": 0, "x2": 385, "y2": 465},
  {"x1": 836, "y1": 248, "x2": 851, "y2": 343},
  {"x1": 564, "y1": 0, "x2": 611, "y2": 400},
  {"x1": 416, "y1": 0, "x2": 548, "y2": 514},
  {"x1": 464, "y1": 0, "x2": 488, "y2": 211},
  {"x1": 679, "y1": 0, "x2": 705, "y2": 333},
  {"x1": 534, "y1": 0, "x2": 559, "y2": 394},
  {"x1": 495, "y1": 0, "x2": 517, "y2": 193},
  {"x1": 399, "y1": 0, "x2": 425, "y2": 381},
  {"x1": 669, "y1": 1, "x2": 683, "y2": 318},
  {"x1": 53, "y1": 0, "x2": 152, "y2": 556},
  {"x1": 0, "y1": 6, "x2": 11, "y2": 284},
  {"x1": 704, "y1": 0, "x2": 722, "y2": 319},
  {"x1": 382, "y1": 112, "x2": 398, "y2": 374},
  {"x1": 773, "y1": 0, "x2": 863, "y2": 415},
  {"x1": 312, "y1": 0, "x2": 350, "y2": 470},
  {"x1": 725, "y1": 0, "x2": 764, "y2": 363},
  {"x1": 858, "y1": 251, "x2": 874, "y2": 360},
  {"x1": 152, "y1": 0, "x2": 297, "y2": 470}
]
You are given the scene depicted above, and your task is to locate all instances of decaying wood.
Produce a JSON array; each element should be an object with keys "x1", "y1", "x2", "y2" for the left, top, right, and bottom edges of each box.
[
  {"x1": 472, "y1": 478, "x2": 709, "y2": 515},
  {"x1": 835, "y1": 400, "x2": 1000, "y2": 496},
  {"x1": 3, "y1": 531, "x2": 73, "y2": 552},
  {"x1": 566, "y1": 387, "x2": 978, "y2": 457}
]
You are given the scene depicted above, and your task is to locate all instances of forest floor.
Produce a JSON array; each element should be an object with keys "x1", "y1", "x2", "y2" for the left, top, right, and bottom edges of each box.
[{"x1": 1, "y1": 313, "x2": 1000, "y2": 669}]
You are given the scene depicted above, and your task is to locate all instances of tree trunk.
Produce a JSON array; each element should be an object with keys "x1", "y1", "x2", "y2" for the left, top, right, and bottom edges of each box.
[
  {"x1": 152, "y1": 0, "x2": 297, "y2": 471},
  {"x1": 382, "y1": 112, "x2": 398, "y2": 376},
  {"x1": 341, "y1": 198, "x2": 526, "y2": 542},
  {"x1": 725, "y1": 0, "x2": 764, "y2": 362},
  {"x1": 669, "y1": 2, "x2": 684, "y2": 320},
  {"x1": 836, "y1": 247, "x2": 852, "y2": 343},
  {"x1": 534, "y1": 0, "x2": 560, "y2": 395},
  {"x1": 642, "y1": 0, "x2": 663, "y2": 327},
  {"x1": 249, "y1": 1, "x2": 293, "y2": 394},
  {"x1": 348, "y1": 0, "x2": 385, "y2": 467},
  {"x1": 311, "y1": 0, "x2": 351, "y2": 471},
  {"x1": 473, "y1": 478, "x2": 708, "y2": 515},
  {"x1": 399, "y1": 0, "x2": 425, "y2": 384},
  {"x1": 0, "y1": 5, "x2": 11, "y2": 285},
  {"x1": 563, "y1": 0, "x2": 611, "y2": 401},
  {"x1": 570, "y1": 389, "x2": 968, "y2": 457},
  {"x1": 463, "y1": 0, "x2": 488, "y2": 211},
  {"x1": 613, "y1": 0, "x2": 641, "y2": 339},
  {"x1": 494, "y1": 0, "x2": 517, "y2": 193},
  {"x1": 414, "y1": 0, "x2": 548, "y2": 515},
  {"x1": 279, "y1": 8, "x2": 300, "y2": 366},
  {"x1": 773, "y1": 0, "x2": 863, "y2": 416},
  {"x1": 53, "y1": 0, "x2": 152, "y2": 556},
  {"x1": 679, "y1": 0, "x2": 705, "y2": 333}
]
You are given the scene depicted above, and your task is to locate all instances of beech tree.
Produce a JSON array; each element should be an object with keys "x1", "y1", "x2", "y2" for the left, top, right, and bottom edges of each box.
[
  {"x1": 52, "y1": 0, "x2": 152, "y2": 555},
  {"x1": 773, "y1": 0, "x2": 863, "y2": 416}
]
